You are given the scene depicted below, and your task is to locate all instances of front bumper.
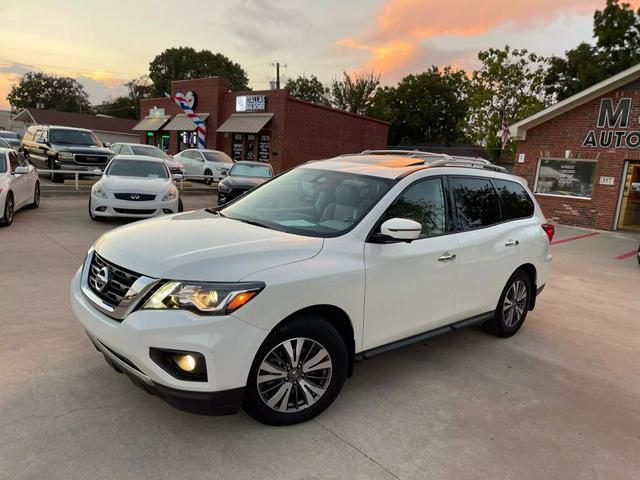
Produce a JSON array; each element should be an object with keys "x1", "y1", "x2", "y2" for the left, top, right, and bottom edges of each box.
[
  {"x1": 70, "y1": 267, "x2": 268, "y2": 415},
  {"x1": 90, "y1": 193, "x2": 179, "y2": 218}
]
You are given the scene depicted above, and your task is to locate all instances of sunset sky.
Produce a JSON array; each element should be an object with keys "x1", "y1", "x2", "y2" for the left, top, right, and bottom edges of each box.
[{"x1": 0, "y1": 0, "x2": 635, "y2": 110}]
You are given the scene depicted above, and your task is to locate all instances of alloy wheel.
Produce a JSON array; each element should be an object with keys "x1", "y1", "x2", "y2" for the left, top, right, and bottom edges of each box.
[
  {"x1": 503, "y1": 280, "x2": 527, "y2": 328},
  {"x1": 257, "y1": 337, "x2": 332, "y2": 413},
  {"x1": 34, "y1": 184, "x2": 40, "y2": 207},
  {"x1": 5, "y1": 196, "x2": 14, "y2": 223}
]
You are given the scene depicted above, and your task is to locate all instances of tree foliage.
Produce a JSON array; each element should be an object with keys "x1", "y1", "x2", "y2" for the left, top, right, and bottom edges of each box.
[
  {"x1": 285, "y1": 75, "x2": 331, "y2": 106},
  {"x1": 330, "y1": 72, "x2": 380, "y2": 115},
  {"x1": 95, "y1": 75, "x2": 153, "y2": 119},
  {"x1": 369, "y1": 66, "x2": 469, "y2": 145},
  {"x1": 7, "y1": 72, "x2": 91, "y2": 113},
  {"x1": 148, "y1": 47, "x2": 249, "y2": 95},
  {"x1": 546, "y1": 0, "x2": 640, "y2": 100},
  {"x1": 466, "y1": 46, "x2": 551, "y2": 158}
]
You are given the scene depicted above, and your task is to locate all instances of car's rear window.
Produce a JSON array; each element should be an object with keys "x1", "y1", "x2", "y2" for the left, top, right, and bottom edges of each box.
[{"x1": 493, "y1": 179, "x2": 534, "y2": 220}]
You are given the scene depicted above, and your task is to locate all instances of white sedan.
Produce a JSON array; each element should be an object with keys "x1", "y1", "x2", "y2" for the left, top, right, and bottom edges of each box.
[
  {"x1": 89, "y1": 155, "x2": 182, "y2": 221},
  {"x1": 1, "y1": 147, "x2": 40, "y2": 227},
  {"x1": 110, "y1": 143, "x2": 185, "y2": 176},
  {"x1": 174, "y1": 149, "x2": 234, "y2": 185}
]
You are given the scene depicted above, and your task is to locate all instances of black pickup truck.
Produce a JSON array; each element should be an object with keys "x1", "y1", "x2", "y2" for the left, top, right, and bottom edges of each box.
[{"x1": 21, "y1": 125, "x2": 114, "y2": 182}]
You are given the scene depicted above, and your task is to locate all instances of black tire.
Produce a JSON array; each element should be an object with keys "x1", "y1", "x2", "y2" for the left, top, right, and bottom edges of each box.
[
  {"x1": 49, "y1": 159, "x2": 63, "y2": 183},
  {"x1": 88, "y1": 198, "x2": 105, "y2": 222},
  {"x1": 204, "y1": 169, "x2": 213, "y2": 185},
  {"x1": 1, "y1": 192, "x2": 14, "y2": 227},
  {"x1": 243, "y1": 315, "x2": 348, "y2": 426},
  {"x1": 29, "y1": 182, "x2": 40, "y2": 208},
  {"x1": 178, "y1": 198, "x2": 184, "y2": 212},
  {"x1": 484, "y1": 270, "x2": 531, "y2": 338}
]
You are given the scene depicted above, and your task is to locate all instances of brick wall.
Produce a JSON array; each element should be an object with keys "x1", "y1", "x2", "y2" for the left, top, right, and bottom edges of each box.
[{"x1": 513, "y1": 87, "x2": 640, "y2": 230}]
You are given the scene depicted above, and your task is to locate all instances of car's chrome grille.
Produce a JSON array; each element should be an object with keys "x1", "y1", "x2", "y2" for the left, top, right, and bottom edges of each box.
[
  {"x1": 113, "y1": 193, "x2": 156, "y2": 201},
  {"x1": 88, "y1": 253, "x2": 142, "y2": 308},
  {"x1": 113, "y1": 208, "x2": 156, "y2": 215},
  {"x1": 74, "y1": 154, "x2": 109, "y2": 165}
]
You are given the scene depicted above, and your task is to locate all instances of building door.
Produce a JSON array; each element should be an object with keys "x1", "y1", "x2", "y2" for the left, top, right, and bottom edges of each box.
[{"x1": 616, "y1": 161, "x2": 640, "y2": 232}]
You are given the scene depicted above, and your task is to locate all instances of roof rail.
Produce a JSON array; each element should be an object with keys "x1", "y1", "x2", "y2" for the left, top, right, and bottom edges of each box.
[
  {"x1": 359, "y1": 149, "x2": 453, "y2": 159},
  {"x1": 427, "y1": 159, "x2": 508, "y2": 173}
]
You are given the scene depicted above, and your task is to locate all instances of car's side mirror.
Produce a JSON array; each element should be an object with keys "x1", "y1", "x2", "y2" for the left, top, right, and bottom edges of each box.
[
  {"x1": 220, "y1": 170, "x2": 228, "y2": 177},
  {"x1": 14, "y1": 166, "x2": 29, "y2": 174},
  {"x1": 36, "y1": 138, "x2": 45, "y2": 144},
  {"x1": 91, "y1": 168, "x2": 103, "y2": 176},
  {"x1": 378, "y1": 218, "x2": 422, "y2": 242},
  {"x1": 103, "y1": 142, "x2": 111, "y2": 148}
]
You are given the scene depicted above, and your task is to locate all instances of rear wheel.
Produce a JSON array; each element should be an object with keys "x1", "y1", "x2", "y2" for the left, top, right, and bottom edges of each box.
[
  {"x1": 243, "y1": 315, "x2": 348, "y2": 426},
  {"x1": 484, "y1": 270, "x2": 531, "y2": 337},
  {"x1": 204, "y1": 169, "x2": 213, "y2": 185},
  {"x1": 29, "y1": 182, "x2": 40, "y2": 208},
  {"x1": 1, "y1": 192, "x2": 14, "y2": 226},
  {"x1": 178, "y1": 198, "x2": 184, "y2": 212}
]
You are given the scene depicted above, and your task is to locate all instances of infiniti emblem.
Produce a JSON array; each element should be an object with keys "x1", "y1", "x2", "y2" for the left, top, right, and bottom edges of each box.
[
  {"x1": 94, "y1": 266, "x2": 112, "y2": 292},
  {"x1": 130, "y1": 194, "x2": 140, "y2": 200}
]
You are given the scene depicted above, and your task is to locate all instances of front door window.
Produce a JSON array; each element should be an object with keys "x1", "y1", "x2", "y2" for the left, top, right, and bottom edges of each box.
[{"x1": 617, "y1": 161, "x2": 640, "y2": 232}]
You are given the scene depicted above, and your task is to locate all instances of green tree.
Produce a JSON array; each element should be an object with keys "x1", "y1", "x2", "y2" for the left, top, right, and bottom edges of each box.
[
  {"x1": 371, "y1": 66, "x2": 469, "y2": 145},
  {"x1": 148, "y1": 47, "x2": 249, "y2": 95},
  {"x1": 546, "y1": 0, "x2": 640, "y2": 100},
  {"x1": 7, "y1": 72, "x2": 91, "y2": 113},
  {"x1": 330, "y1": 71, "x2": 380, "y2": 114},
  {"x1": 466, "y1": 46, "x2": 551, "y2": 160},
  {"x1": 95, "y1": 75, "x2": 153, "y2": 119},
  {"x1": 285, "y1": 75, "x2": 330, "y2": 105}
]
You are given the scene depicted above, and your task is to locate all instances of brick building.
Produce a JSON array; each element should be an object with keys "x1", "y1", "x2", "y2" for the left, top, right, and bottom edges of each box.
[
  {"x1": 134, "y1": 77, "x2": 388, "y2": 173},
  {"x1": 511, "y1": 64, "x2": 640, "y2": 232}
]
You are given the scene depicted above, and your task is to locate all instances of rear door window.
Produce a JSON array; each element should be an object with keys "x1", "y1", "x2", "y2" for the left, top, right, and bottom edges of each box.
[
  {"x1": 493, "y1": 179, "x2": 534, "y2": 220},
  {"x1": 450, "y1": 176, "x2": 501, "y2": 229}
]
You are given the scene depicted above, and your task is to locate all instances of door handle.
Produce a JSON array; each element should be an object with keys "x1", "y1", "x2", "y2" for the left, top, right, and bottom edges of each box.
[
  {"x1": 505, "y1": 239, "x2": 520, "y2": 246},
  {"x1": 438, "y1": 252, "x2": 456, "y2": 261}
]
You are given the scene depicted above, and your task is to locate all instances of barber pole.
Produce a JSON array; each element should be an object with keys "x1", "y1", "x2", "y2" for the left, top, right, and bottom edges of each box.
[
  {"x1": 166, "y1": 91, "x2": 206, "y2": 150},
  {"x1": 501, "y1": 117, "x2": 510, "y2": 150}
]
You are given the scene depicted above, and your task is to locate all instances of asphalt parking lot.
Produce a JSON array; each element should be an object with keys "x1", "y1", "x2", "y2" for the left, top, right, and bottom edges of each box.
[{"x1": 1, "y1": 193, "x2": 639, "y2": 480}]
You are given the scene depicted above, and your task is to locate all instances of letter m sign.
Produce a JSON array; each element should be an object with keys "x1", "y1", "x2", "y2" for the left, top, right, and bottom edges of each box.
[{"x1": 597, "y1": 98, "x2": 632, "y2": 128}]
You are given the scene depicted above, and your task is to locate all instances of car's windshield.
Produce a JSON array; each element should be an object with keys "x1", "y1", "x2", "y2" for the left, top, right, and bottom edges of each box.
[
  {"x1": 230, "y1": 163, "x2": 272, "y2": 178},
  {"x1": 220, "y1": 167, "x2": 392, "y2": 237},
  {"x1": 50, "y1": 129, "x2": 100, "y2": 146},
  {"x1": 131, "y1": 145, "x2": 168, "y2": 159},
  {"x1": 106, "y1": 159, "x2": 168, "y2": 178},
  {"x1": 204, "y1": 151, "x2": 233, "y2": 163}
]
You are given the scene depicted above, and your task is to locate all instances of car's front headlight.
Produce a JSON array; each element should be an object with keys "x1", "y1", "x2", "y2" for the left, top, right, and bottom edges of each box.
[
  {"x1": 162, "y1": 185, "x2": 178, "y2": 201},
  {"x1": 58, "y1": 151, "x2": 74, "y2": 160},
  {"x1": 142, "y1": 281, "x2": 264, "y2": 315},
  {"x1": 91, "y1": 183, "x2": 107, "y2": 198},
  {"x1": 218, "y1": 182, "x2": 231, "y2": 193}
]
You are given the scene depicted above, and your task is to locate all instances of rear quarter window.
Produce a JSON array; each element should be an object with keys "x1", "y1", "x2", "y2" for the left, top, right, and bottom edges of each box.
[
  {"x1": 493, "y1": 179, "x2": 534, "y2": 220},
  {"x1": 449, "y1": 176, "x2": 502, "y2": 229}
]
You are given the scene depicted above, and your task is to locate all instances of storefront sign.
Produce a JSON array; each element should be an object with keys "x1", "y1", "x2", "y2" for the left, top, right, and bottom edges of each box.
[
  {"x1": 236, "y1": 95, "x2": 266, "y2": 112},
  {"x1": 582, "y1": 97, "x2": 640, "y2": 149},
  {"x1": 599, "y1": 176, "x2": 615, "y2": 185},
  {"x1": 258, "y1": 135, "x2": 270, "y2": 162}
]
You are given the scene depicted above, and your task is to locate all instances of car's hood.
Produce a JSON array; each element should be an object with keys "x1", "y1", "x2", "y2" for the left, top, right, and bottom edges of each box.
[
  {"x1": 100, "y1": 175, "x2": 171, "y2": 193},
  {"x1": 93, "y1": 210, "x2": 324, "y2": 281},
  {"x1": 221, "y1": 175, "x2": 269, "y2": 189},
  {"x1": 54, "y1": 145, "x2": 113, "y2": 155}
]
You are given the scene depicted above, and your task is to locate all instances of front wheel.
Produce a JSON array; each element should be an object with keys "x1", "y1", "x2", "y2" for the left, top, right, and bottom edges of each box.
[
  {"x1": 484, "y1": 270, "x2": 531, "y2": 338},
  {"x1": 1, "y1": 192, "x2": 14, "y2": 226},
  {"x1": 29, "y1": 182, "x2": 40, "y2": 208},
  {"x1": 243, "y1": 315, "x2": 348, "y2": 426},
  {"x1": 49, "y1": 159, "x2": 63, "y2": 183}
]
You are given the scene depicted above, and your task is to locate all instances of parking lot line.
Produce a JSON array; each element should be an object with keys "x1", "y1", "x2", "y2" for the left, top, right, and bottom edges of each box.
[
  {"x1": 615, "y1": 249, "x2": 638, "y2": 260},
  {"x1": 550, "y1": 231, "x2": 600, "y2": 245}
]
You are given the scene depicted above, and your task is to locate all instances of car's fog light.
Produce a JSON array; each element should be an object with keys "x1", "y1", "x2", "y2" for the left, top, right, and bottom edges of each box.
[
  {"x1": 149, "y1": 348, "x2": 207, "y2": 381},
  {"x1": 96, "y1": 206, "x2": 107, "y2": 212},
  {"x1": 175, "y1": 354, "x2": 196, "y2": 372},
  {"x1": 163, "y1": 208, "x2": 173, "y2": 214}
]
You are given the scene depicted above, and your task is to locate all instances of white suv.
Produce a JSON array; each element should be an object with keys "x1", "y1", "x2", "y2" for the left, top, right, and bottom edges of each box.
[{"x1": 71, "y1": 153, "x2": 553, "y2": 425}]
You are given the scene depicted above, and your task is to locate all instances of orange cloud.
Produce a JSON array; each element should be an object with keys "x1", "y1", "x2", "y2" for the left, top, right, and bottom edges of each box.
[{"x1": 340, "y1": 0, "x2": 640, "y2": 78}]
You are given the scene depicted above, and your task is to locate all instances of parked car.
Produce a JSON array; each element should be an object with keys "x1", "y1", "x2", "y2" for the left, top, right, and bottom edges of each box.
[
  {"x1": 174, "y1": 149, "x2": 234, "y2": 184},
  {"x1": 0, "y1": 130, "x2": 21, "y2": 149},
  {"x1": 88, "y1": 155, "x2": 182, "y2": 221},
  {"x1": 110, "y1": 143, "x2": 185, "y2": 176},
  {"x1": 1, "y1": 147, "x2": 40, "y2": 226},
  {"x1": 217, "y1": 161, "x2": 274, "y2": 205},
  {"x1": 21, "y1": 125, "x2": 114, "y2": 182},
  {"x1": 71, "y1": 153, "x2": 553, "y2": 425}
]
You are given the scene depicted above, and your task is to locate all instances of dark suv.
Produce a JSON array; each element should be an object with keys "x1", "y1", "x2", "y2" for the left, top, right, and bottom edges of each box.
[{"x1": 21, "y1": 125, "x2": 114, "y2": 182}]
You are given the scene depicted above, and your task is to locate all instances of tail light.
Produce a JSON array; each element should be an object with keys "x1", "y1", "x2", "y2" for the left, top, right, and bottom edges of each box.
[{"x1": 541, "y1": 223, "x2": 555, "y2": 243}]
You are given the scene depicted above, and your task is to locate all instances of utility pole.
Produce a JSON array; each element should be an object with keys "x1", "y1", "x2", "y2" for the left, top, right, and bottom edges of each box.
[{"x1": 270, "y1": 61, "x2": 287, "y2": 90}]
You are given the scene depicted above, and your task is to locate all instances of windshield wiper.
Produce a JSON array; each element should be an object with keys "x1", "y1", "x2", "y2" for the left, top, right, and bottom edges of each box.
[{"x1": 230, "y1": 217, "x2": 283, "y2": 232}]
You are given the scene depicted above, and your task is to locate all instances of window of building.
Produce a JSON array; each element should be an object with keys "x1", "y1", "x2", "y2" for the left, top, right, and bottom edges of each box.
[
  {"x1": 382, "y1": 178, "x2": 447, "y2": 238},
  {"x1": 179, "y1": 131, "x2": 199, "y2": 151},
  {"x1": 450, "y1": 176, "x2": 501, "y2": 229},
  {"x1": 534, "y1": 158, "x2": 596, "y2": 199},
  {"x1": 494, "y1": 179, "x2": 534, "y2": 220}
]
